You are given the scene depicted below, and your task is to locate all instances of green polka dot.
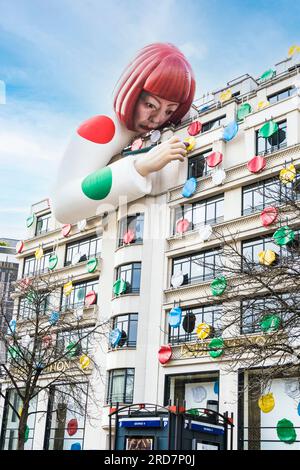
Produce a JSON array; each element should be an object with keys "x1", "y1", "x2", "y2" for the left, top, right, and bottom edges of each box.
[
  {"x1": 81, "y1": 166, "x2": 112, "y2": 200},
  {"x1": 277, "y1": 419, "x2": 297, "y2": 444}
]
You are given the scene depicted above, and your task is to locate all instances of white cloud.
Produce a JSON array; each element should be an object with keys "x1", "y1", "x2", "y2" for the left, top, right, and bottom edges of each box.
[{"x1": 179, "y1": 42, "x2": 208, "y2": 61}]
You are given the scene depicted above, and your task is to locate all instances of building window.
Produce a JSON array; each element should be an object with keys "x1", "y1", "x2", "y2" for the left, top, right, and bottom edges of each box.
[
  {"x1": 242, "y1": 177, "x2": 300, "y2": 216},
  {"x1": 44, "y1": 383, "x2": 88, "y2": 450},
  {"x1": 240, "y1": 294, "x2": 298, "y2": 335},
  {"x1": 111, "y1": 314, "x2": 138, "y2": 348},
  {"x1": 61, "y1": 279, "x2": 98, "y2": 312},
  {"x1": 117, "y1": 213, "x2": 144, "y2": 248},
  {"x1": 172, "y1": 248, "x2": 221, "y2": 286},
  {"x1": 18, "y1": 294, "x2": 50, "y2": 320},
  {"x1": 55, "y1": 327, "x2": 94, "y2": 356},
  {"x1": 242, "y1": 230, "x2": 300, "y2": 268},
  {"x1": 255, "y1": 120, "x2": 287, "y2": 156},
  {"x1": 201, "y1": 115, "x2": 226, "y2": 133},
  {"x1": 267, "y1": 87, "x2": 296, "y2": 105},
  {"x1": 168, "y1": 305, "x2": 223, "y2": 345},
  {"x1": 115, "y1": 263, "x2": 141, "y2": 294},
  {"x1": 35, "y1": 213, "x2": 51, "y2": 236},
  {"x1": 174, "y1": 195, "x2": 224, "y2": 235},
  {"x1": 187, "y1": 149, "x2": 212, "y2": 179},
  {"x1": 64, "y1": 235, "x2": 102, "y2": 266},
  {"x1": 106, "y1": 369, "x2": 135, "y2": 405},
  {"x1": 0, "y1": 389, "x2": 37, "y2": 450},
  {"x1": 164, "y1": 371, "x2": 219, "y2": 411},
  {"x1": 23, "y1": 251, "x2": 53, "y2": 277}
]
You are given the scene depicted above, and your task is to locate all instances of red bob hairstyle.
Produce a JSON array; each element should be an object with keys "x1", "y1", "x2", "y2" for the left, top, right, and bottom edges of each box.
[{"x1": 114, "y1": 43, "x2": 196, "y2": 131}]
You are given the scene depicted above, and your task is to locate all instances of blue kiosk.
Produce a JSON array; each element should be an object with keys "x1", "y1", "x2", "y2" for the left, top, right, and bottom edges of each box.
[{"x1": 109, "y1": 402, "x2": 234, "y2": 450}]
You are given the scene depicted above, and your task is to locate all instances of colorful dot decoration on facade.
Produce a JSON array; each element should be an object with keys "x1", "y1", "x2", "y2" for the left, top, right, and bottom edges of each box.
[
  {"x1": 260, "y1": 206, "x2": 278, "y2": 227},
  {"x1": 196, "y1": 322, "x2": 211, "y2": 340},
  {"x1": 220, "y1": 89, "x2": 232, "y2": 103},
  {"x1": 187, "y1": 121, "x2": 202, "y2": 136},
  {"x1": 182, "y1": 177, "x2": 197, "y2": 198},
  {"x1": 258, "y1": 250, "x2": 277, "y2": 266},
  {"x1": 260, "y1": 314, "x2": 281, "y2": 333},
  {"x1": 49, "y1": 311, "x2": 60, "y2": 326},
  {"x1": 212, "y1": 169, "x2": 226, "y2": 186},
  {"x1": 258, "y1": 120, "x2": 278, "y2": 139},
  {"x1": 21, "y1": 334, "x2": 31, "y2": 348},
  {"x1": 61, "y1": 224, "x2": 72, "y2": 237},
  {"x1": 77, "y1": 115, "x2": 116, "y2": 144},
  {"x1": 171, "y1": 271, "x2": 184, "y2": 288},
  {"x1": 158, "y1": 345, "x2": 172, "y2": 364},
  {"x1": 258, "y1": 393, "x2": 275, "y2": 413},
  {"x1": 279, "y1": 164, "x2": 296, "y2": 184},
  {"x1": 8, "y1": 346, "x2": 20, "y2": 359},
  {"x1": 67, "y1": 419, "x2": 78, "y2": 436},
  {"x1": 208, "y1": 338, "x2": 224, "y2": 358},
  {"x1": 237, "y1": 103, "x2": 252, "y2": 121},
  {"x1": 85, "y1": 290, "x2": 97, "y2": 307},
  {"x1": 63, "y1": 280, "x2": 73, "y2": 296},
  {"x1": 71, "y1": 442, "x2": 82, "y2": 450},
  {"x1": 86, "y1": 257, "x2": 98, "y2": 273},
  {"x1": 210, "y1": 276, "x2": 227, "y2": 296},
  {"x1": 24, "y1": 425, "x2": 29, "y2": 443},
  {"x1": 7, "y1": 319, "x2": 16, "y2": 335},
  {"x1": 131, "y1": 137, "x2": 143, "y2": 151},
  {"x1": 183, "y1": 136, "x2": 196, "y2": 152},
  {"x1": 16, "y1": 241, "x2": 24, "y2": 254},
  {"x1": 35, "y1": 246, "x2": 44, "y2": 260},
  {"x1": 182, "y1": 312, "x2": 196, "y2": 334},
  {"x1": 123, "y1": 229, "x2": 135, "y2": 244},
  {"x1": 113, "y1": 278, "x2": 127, "y2": 296},
  {"x1": 48, "y1": 253, "x2": 58, "y2": 271},
  {"x1": 79, "y1": 354, "x2": 90, "y2": 370},
  {"x1": 77, "y1": 219, "x2": 87, "y2": 231},
  {"x1": 176, "y1": 218, "x2": 190, "y2": 234},
  {"x1": 257, "y1": 100, "x2": 270, "y2": 110},
  {"x1": 273, "y1": 226, "x2": 295, "y2": 246},
  {"x1": 276, "y1": 418, "x2": 297, "y2": 444},
  {"x1": 66, "y1": 342, "x2": 80, "y2": 358},
  {"x1": 247, "y1": 155, "x2": 267, "y2": 174},
  {"x1": 259, "y1": 69, "x2": 276, "y2": 82},
  {"x1": 206, "y1": 151, "x2": 223, "y2": 168},
  {"x1": 168, "y1": 307, "x2": 182, "y2": 328},
  {"x1": 288, "y1": 45, "x2": 300, "y2": 57},
  {"x1": 42, "y1": 335, "x2": 53, "y2": 348},
  {"x1": 199, "y1": 225, "x2": 213, "y2": 243},
  {"x1": 222, "y1": 121, "x2": 238, "y2": 142},
  {"x1": 110, "y1": 328, "x2": 122, "y2": 348},
  {"x1": 26, "y1": 214, "x2": 36, "y2": 228}
]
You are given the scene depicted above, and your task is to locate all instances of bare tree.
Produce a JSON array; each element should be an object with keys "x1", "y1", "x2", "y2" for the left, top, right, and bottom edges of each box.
[
  {"x1": 0, "y1": 274, "x2": 109, "y2": 450},
  {"x1": 169, "y1": 166, "x2": 300, "y2": 395}
]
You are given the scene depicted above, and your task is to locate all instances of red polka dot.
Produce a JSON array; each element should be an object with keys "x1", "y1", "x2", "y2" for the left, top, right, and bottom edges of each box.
[
  {"x1": 77, "y1": 115, "x2": 115, "y2": 144},
  {"x1": 206, "y1": 151, "x2": 223, "y2": 168},
  {"x1": 260, "y1": 207, "x2": 278, "y2": 227}
]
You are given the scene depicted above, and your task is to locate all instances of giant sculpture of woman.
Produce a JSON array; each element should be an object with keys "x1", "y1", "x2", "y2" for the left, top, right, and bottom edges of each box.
[{"x1": 52, "y1": 43, "x2": 196, "y2": 224}]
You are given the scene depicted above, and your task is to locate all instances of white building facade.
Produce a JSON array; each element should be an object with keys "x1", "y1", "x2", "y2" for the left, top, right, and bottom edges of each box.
[{"x1": 1, "y1": 53, "x2": 300, "y2": 450}]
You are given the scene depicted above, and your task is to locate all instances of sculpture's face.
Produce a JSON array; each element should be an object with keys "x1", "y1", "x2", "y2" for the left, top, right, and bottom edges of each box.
[{"x1": 133, "y1": 91, "x2": 179, "y2": 134}]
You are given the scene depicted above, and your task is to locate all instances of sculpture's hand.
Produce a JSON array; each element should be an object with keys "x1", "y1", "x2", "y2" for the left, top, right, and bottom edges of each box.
[{"x1": 134, "y1": 136, "x2": 187, "y2": 177}]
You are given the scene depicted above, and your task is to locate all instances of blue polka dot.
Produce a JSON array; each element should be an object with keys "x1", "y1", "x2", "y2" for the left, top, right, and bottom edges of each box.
[{"x1": 71, "y1": 442, "x2": 81, "y2": 450}]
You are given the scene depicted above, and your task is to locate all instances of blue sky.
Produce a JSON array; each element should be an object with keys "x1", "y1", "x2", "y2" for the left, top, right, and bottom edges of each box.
[{"x1": 0, "y1": 0, "x2": 300, "y2": 239}]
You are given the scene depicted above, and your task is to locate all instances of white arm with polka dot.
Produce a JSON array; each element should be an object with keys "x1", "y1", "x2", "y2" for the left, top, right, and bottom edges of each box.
[{"x1": 51, "y1": 114, "x2": 186, "y2": 224}]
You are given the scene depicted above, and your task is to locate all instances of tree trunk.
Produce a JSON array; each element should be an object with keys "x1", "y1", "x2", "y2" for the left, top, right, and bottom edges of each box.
[{"x1": 17, "y1": 403, "x2": 29, "y2": 451}]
